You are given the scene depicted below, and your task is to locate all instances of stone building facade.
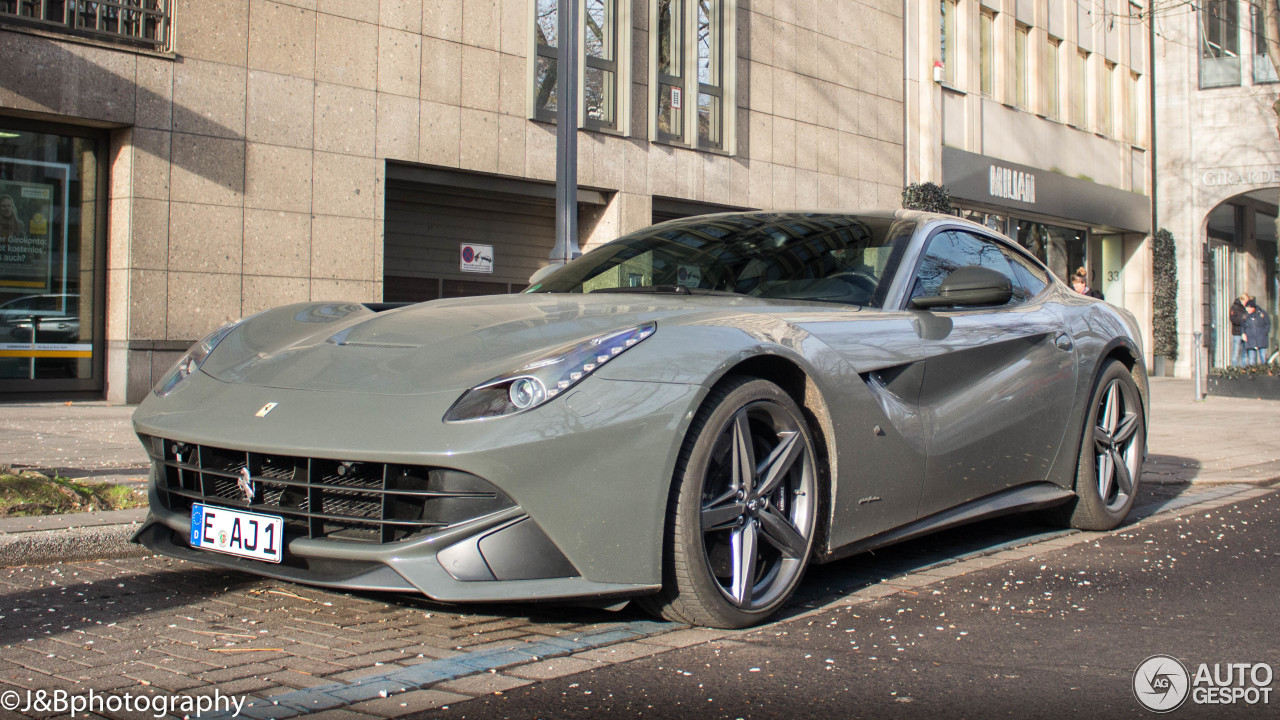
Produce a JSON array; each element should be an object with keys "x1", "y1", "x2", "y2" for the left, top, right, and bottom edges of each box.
[
  {"x1": 905, "y1": 0, "x2": 1155, "y2": 363},
  {"x1": 1155, "y1": 0, "x2": 1279, "y2": 377},
  {"x1": 0, "y1": 0, "x2": 906, "y2": 402}
]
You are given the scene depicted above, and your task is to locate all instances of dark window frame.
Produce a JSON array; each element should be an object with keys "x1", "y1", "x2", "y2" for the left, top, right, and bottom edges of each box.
[{"x1": 0, "y1": 0, "x2": 171, "y2": 51}]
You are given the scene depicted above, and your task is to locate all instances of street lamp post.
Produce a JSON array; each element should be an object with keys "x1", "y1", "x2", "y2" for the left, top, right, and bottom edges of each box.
[{"x1": 551, "y1": 0, "x2": 581, "y2": 267}]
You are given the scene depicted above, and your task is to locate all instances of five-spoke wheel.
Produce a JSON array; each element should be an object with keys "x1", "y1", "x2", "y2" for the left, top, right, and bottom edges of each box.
[
  {"x1": 641, "y1": 377, "x2": 819, "y2": 628},
  {"x1": 1055, "y1": 359, "x2": 1146, "y2": 530}
]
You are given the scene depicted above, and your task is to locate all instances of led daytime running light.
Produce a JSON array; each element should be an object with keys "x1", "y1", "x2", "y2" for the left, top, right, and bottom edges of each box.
[{"x1": 445, "y1": 322, "x2": 656, "y2": 421}]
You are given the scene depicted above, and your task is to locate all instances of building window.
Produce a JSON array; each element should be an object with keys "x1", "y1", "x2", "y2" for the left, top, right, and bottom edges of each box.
[
  {"x1": 1071, "y1": 50, "x2": 1088, "y2": 129},
  {"x1": 533, "y1": 1, "x2": 561, "y2": 119},
  {"x1": 0, "y1": 0, "x2": 171, "y2": 50},
  {"x1": 653, "y1": 0, "x2": 734, "y2": 151},
  {"x1": 1015, "y1": 24, "x2": 1030, "y2": 109},
  {"x1": 1252, "y1": 3, "x2": 1279, "y2": 84},
  {"x1": 1014, "y1": 219, "x2": 1086, "y2": 285},
  {"x1": 1199, "y1": 0, "x2": 1241, "y2": 88},
  {"x1": 1100, "y1": 61, "x2": 1114, "y2": 136},
  {"x1": 1126, "y1": 72, "x2": 1139, "y2": 143},
  {"x1": 696, "y1": 0, "x2": 724, "y2": 149},
  {"x1": 585, "y1": 0, "x2": 620, "y2": 128},
  {"x1": 941, "y1": 0, "x2": 958, "y2": 84},
  {"x1": 532, "y1": 0, "x2": 627, "y2": 132},
  {"x1": 655, "y1": 0, "x2": 684, "y2": 142},
  {"x1": 979, "y1": 10, "x2": 996, "y2": 96},
  {"x1": 1045, "y1": 36, "x2": 1061, "y2": 119}
]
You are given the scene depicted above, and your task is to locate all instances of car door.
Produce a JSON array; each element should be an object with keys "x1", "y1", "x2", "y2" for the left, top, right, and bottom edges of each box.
[{"x1": 907, "y1": 228, "x2": 1078, "y2": 518}]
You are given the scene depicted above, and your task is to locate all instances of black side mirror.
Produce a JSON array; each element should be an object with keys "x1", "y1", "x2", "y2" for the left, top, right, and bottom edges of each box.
[{"x1": 910, "y1": 265, "x2": 1013, "y2": 309}]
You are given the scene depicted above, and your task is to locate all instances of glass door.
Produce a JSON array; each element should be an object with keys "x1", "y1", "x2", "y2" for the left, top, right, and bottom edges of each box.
[{"x1": 0, "y1": 120, "x2": 104, "y2": 394}]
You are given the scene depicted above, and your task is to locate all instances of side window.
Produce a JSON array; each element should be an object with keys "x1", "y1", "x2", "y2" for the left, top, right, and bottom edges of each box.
[
  {"x1": 532, "y1": 0, "x2": 627, "y2": 133},
  {"x1": 1001, "y1": 246, "x2": 1050, "y2": 302},
  {"x1": 910, "y1": 230, "x2": 1022, "y2": 306}
]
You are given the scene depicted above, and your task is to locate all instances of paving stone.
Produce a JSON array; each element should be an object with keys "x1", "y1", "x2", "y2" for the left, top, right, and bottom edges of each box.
[
  {"x1": 431, "y1": 672, "x2": 534, "y2": 696},
  {"x1": 297, "y1": 710, "x2": 381, "y2": 720},
  {"x1": 328, "y1": 664, "x2": 409, "y2": 684},
  {"x1": 505, "y1": 656, "x2": 605, "y2": 680},
  {"x1": 214, "y1": 675, "x2": 281, "y2": 696},
  {"x1": 386, "y1": 644, "x2": 462, "y2": 662},
  {"x1": 198, "y1": 662, "x2": 284, "y2": 684},
  {"x1": 845, "y1": 583, "x2": 901, "y2": 599},
  {"x1": 572, "y1": 641, "x2": 671, "y2": 664},
  {"x1": 121, "y1": 667, "x2": 209, "y2": 692},
  {"x1": 346, "y1": 689, "x2": 470, "y2": 716},
  {"x1": 636, "y1": 628, "x2": 731, "y2": 648},
  {"x1": 327, "y1": 649, "x2": 419, "y2": 670},
  {"x1": 256, "y1": 668, "x2": 336, "y2": 690}
]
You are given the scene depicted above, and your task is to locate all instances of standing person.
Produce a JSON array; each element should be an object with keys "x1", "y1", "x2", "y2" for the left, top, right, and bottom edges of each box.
[
  {"x1": 1242, "y1": 299, "x2": 1270, "y2": 365},
  {"x1": 1070, "y1": 267, "x2": 1103, "y2": 299},
  {"x1": 1229, "y1": 293, "x2": 1250, "y2": 366}
]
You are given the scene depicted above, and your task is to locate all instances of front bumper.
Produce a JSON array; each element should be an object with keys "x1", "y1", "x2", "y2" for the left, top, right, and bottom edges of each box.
[{"x1": 131, "y1": 371, "x2": 706, "y2": 602}]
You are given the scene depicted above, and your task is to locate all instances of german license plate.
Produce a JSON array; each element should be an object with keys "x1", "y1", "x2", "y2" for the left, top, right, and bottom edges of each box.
[{"x1": 190, "y1": 503, "x2": 283, "y2": 563}]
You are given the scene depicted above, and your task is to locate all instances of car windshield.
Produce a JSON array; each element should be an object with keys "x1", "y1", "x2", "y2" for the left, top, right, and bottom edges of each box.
[{"x1": 527, "y1": 213, "x2": 917, "y2": 308}]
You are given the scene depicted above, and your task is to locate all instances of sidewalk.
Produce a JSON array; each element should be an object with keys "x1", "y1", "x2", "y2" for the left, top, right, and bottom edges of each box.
[
  {"x1": 0, "y1": 376, "x2": 1276, "y2": 556},
  {"x1": 1143, "y1": 376, "x2": 1280, "y2": 485}
]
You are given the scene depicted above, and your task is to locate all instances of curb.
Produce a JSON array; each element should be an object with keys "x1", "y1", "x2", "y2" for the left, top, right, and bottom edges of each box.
[{"x1": 0, "y1": 522, "x2": 148, "y2": 567}]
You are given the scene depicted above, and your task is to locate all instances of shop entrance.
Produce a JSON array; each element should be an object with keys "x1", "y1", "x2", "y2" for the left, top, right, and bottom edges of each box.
[{"x1": 1203, "y1": 190, "x2": 1278, "y2": 369}]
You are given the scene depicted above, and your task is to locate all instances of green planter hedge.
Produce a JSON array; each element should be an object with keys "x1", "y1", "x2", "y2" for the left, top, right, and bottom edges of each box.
[{"x1": 1208, "y1": 365, "x2": 1280, "y2": 399}]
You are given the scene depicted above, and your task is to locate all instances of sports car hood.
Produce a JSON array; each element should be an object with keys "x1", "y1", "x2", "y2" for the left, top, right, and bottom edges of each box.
[{"x1": 198, "y1": 294, "x2": 847, "y2": 396}]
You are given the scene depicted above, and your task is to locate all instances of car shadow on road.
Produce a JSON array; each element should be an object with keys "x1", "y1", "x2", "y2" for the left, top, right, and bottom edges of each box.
[{"x1": 341, "y1": 464, "x2": 1210, "y2": 630}]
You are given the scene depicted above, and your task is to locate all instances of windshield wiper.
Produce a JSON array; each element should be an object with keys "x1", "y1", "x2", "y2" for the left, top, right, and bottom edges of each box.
[{"x1": 590, "y1": 285, "x2": 742, "y2": 296}]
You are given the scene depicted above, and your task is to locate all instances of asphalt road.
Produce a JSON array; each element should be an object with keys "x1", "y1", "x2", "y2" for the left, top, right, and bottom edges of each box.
[{"x1": 420, "y1": 491, "x2": 1280, "y2": 720}]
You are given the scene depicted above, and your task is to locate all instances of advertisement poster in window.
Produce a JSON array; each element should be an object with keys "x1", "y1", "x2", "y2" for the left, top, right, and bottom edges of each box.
[{"x1": 0, "y1": 178, "x2": 56, "y2": 293}]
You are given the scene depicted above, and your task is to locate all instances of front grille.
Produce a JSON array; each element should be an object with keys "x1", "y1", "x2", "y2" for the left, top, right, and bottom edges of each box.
[{"x1": 140, "y1": 435, "x2": 515, "y2": 544}]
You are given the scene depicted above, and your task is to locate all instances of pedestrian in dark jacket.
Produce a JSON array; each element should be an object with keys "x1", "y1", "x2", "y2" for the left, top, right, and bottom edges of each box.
[
  {"x1": 1242, "y1": 300, "x2": 1270, "y2": 365},
  {"x1": 1229, "y1": 293, "x2": 1250, "y2": 366}
]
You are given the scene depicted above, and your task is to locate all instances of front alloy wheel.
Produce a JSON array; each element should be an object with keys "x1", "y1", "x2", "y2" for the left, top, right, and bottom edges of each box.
[
  {"x1": 641, "y1": 377, "x2": 819, "y2": 628},
  {"x1": 1093, "y1": 375, "x2": 1141, "y2": 512},
  {"x1": 1056, "y1": 359, "x2": 1145, "y2": 530}
]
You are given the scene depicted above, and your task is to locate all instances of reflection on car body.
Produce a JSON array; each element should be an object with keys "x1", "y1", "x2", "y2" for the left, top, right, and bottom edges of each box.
[{"x1": 131, "y1": 211, "x2": 1148, "y2": 628}]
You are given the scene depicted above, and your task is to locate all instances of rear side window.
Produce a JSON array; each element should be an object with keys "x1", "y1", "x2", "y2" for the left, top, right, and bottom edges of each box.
[
  {"x1": 1001, "y1": 246, "x2": 1050, "y2": 301},
  {"x1": 909, "y1": 230, "x2": 1022, "y2": 306}
]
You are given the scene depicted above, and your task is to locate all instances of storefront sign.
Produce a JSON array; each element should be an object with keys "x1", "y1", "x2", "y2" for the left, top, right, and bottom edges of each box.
[
  {"x1": 1200, "y1": 169, "x2": 1280, "y2": 187},
  {"x1": 989, "y1": 165, "x2": 1036, "y2": 204},
  {"x1": 0, "y1": 342, "x2": 91, "y2": 359},
  {"x1": 942, "y1": 147, "x2": 1151, "y2": 234},
  {"x1": 460, "y1": 243, "x2": 494, "y2": 274},
  {"x1": 0, "y1": 179, "x2": 55, "y2": 291}
]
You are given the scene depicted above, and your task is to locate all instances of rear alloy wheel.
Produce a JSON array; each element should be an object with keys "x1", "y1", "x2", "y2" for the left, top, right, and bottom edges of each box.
[
  {"x1": 641, "y1": 377, "x2": 819, "y2": 629},
  {"x1": 1058, "y1": 359, "x2": 1145, "y2": 530}
]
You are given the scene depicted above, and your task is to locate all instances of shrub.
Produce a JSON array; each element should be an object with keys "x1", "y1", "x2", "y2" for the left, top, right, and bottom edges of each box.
[
  {"x1": 1151, "y1": 228, "x2": 1178, "y2": 360},
  {"x1": 901, "y1": 182, "x2": 954, "y2": 214}
]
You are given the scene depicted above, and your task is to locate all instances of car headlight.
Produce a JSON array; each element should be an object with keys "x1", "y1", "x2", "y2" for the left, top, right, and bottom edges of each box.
[
  {"x1": 444, "y1": 322, "x2": 656, "y2": 422},
  {"x1": 153, "y1": 319, "x2": 244, "y2": 397}
]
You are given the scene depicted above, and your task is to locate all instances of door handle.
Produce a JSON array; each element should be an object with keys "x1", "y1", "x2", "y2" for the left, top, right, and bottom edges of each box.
[{"x1": 1054, "y1": 333, "x2": 1074, "y2": 351}]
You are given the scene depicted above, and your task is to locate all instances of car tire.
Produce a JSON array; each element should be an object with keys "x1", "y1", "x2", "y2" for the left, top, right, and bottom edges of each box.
[
  {"x1": 638, "y1": 376, "x2": 819, "y2": 629},
  {"x1": 1052, "y1": 359, "x2": 1146, "y2": 531}
]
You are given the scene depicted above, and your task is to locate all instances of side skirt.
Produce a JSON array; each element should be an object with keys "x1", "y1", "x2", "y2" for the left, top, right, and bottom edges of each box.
[{"x1": 815, "y1": 483, "x2": 1074, "y2": 564}]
